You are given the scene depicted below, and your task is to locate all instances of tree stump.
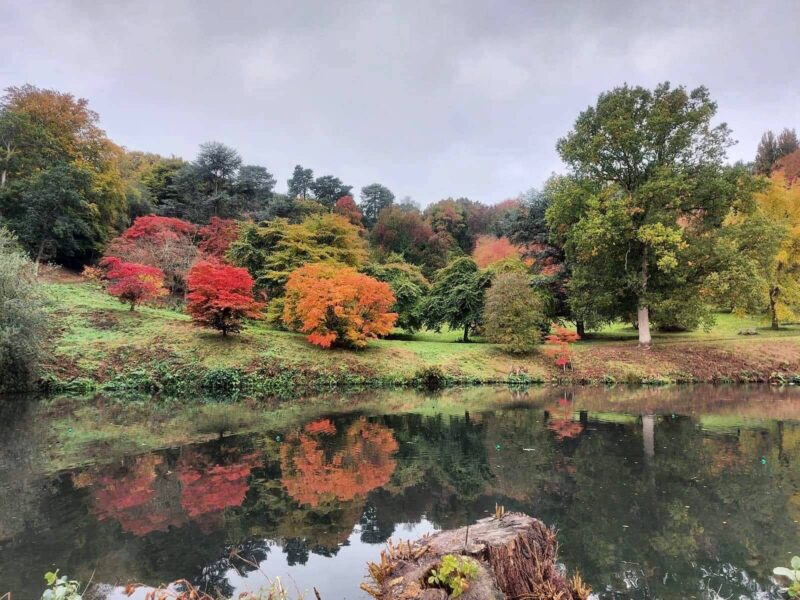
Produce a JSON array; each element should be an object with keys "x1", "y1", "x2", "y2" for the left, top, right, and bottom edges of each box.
[{"x1": 362, "y1": 513, "x2": 590, "y2": 600}]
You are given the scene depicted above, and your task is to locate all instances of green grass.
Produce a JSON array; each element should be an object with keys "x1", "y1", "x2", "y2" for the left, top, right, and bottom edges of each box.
[{"x1": 39, "y1": 281, "x2": 800, "y2": 390}]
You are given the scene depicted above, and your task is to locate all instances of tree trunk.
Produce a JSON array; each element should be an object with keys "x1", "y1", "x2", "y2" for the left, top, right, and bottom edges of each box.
[
  {"x1": 576, "y1": 320, "x2": 585, "y2": 338},
  {"x1": 0, "y1": 168, "x2": 6, "y2": 188},
  {"x1": 34, "y1": 241, "x2": 46, "y2": 277},
  {"x1": 463, "y1": 323, "x2": 469, "y2": 343},
  {"x1": 770, "y1": 287, "x2": 780, "y2": 330},
  {"x1": 638, "y1": 252, "x2": 651, "y2": 346},
  {"x1": 637, "y1": 306, "x2": 652, "y2": 346},
  {"x1": 129, "y1": 303, "x2": 135, "y2": 312}
]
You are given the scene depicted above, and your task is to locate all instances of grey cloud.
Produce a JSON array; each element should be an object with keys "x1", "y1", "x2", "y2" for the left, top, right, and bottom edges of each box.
[{"x1": 1, "y1": 0, "x2": 798, "y2": 204}]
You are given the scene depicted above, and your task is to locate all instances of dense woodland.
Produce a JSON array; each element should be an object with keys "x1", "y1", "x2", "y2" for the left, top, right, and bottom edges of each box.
[{"x1": 1, "y1": 82, "x2": 799, "y2": 390}]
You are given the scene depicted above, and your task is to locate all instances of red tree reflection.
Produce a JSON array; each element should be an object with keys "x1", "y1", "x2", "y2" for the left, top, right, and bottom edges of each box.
[
  {"x1": 547, "y1": 398, "x2": 584, "y2": 440},
  {"x1": 281, "y1": 419, "x2": 398, "y2": 507}
]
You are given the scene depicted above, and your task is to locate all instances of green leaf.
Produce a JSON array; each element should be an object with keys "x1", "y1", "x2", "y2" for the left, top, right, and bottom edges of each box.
[{"x1": 44, "y1": 571, "x2": 58, "y2": 586}]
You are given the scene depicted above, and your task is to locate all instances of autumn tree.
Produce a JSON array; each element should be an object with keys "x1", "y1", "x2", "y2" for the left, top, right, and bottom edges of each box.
[
  {"x1": 229, "y1": 213, "x2": 367, "y2": 296},
  {"x1": 100, "y1": 257, "x2": 167, "y2": 310},
  {"x1": 483, "y1": 271, "x2": 546, "y2": 353},
  {"x1": 287, "y1": 165, "x2": 314, "y2": 200},
  {"x1": 105, "y1": 215, "x2": 198, "y2": 294},
  {"x1": 360, "y1": 183, "x2": 395, "y2": 228},
  {"x1": 198, "y1": 217, "x2": 240, "y2": 259},
  {"x1": 755, "y1": 128, "x2": 799, "y2": 175},
  {"x1": 333, "y1": 195, "x2": 363, "y2": 227},
  {"x1": 283, "y1": 263, "x2": 397, "y2": 348},
  {"x1": 711, "y1": 173, "x2": 800, "y2": 328},
  {"x1": 371, "y1": 205, "x2": 454, "y2": 275},
  {"x1": 554, "y1": 82, "x2": 753, "y2": 346},
  {"x1": 186, "y1": 260, "x2": 264, "y2": 335},
  {"x1": 543, "y1": 325, "x2": 580, "y2": 370},
  {"x1": 363, "y1": 258, "x2": 429, "y2": 332},
  {"x1": 423, "y1": 257, "x2": 488, "y2": 342},
  {"x1": 471, "y1": 235, "x2": 523, "y2": 268}
]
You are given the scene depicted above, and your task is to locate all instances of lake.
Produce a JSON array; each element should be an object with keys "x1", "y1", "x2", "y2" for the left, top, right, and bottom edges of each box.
[{"x1": 1, "y1": 385, "x2": 799, "y2": 599}]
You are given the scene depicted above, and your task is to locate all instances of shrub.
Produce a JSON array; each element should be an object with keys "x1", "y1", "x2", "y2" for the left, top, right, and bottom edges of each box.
[
  {"x1": 100, "y1": 257, "x2": 167, "y2": 310},
  {"x1": 483, "y1": 271, "x2": 546, "y2": 353},
  {"x1": 283, "y1": 263, "x2": 397, "y2": 348},
  {"x1": 0, "y1": 227, "x2": 47, "y2": 391},
  {"x1": 543, "y1": 325, "x2": 580, "y2": 370},
  {"x1": 186, "y1": 260, "x2": 264, "y2": 335}
]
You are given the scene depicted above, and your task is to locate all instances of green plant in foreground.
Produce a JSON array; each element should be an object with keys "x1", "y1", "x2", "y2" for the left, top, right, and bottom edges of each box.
[
  {"x1": 41, "y1": 571, "x2": 82, "y2": 600},
  {"x1": 774, "y1": 556, "x2": 800, "y2": 598},
  {"x1": 427, "y1": 554, "x2": 479, "y2": 597}
]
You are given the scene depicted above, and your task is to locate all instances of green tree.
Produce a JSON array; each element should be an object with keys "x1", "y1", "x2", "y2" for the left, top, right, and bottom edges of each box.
[
  {"x1": 554, "y1": 82, "x2": 749, "y2": 346},
  {"x1": 0, "y1": 228, "x2": 47, "y2": 391},
  {"x1": 10, "y1": 164, "x2": 103, "y2": 269},
  {"x1": 235, "y1": 165, "x2": 276, "y2": 213},
  {"x1": 310, "y1": 175, "x2": 352, "y2": 208},
  {"x1": 483, "y1": 271, "x2": 546, "y2": 353},
  {"x1": 363, "y1": 257, "x2": 429, "y2": 332},
  {"x1": 228, "y1": 213, "x2": 367, "y2": 297},
  {"x1": 754, "y1": 128, "x2": 798, "y2": 175},
  {"x1": 287, "y1": 165, "x2": 314, "y2": 200},
  {"x1": 360, "y1": 183, "x2": 395, "y2": 228},
  {"x1": 423, "y1": 257, "x2": 488, "y2": 342}
]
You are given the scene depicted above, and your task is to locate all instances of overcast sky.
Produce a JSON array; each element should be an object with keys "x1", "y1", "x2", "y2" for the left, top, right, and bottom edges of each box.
[{"x1": 2, "y1": 1, "x2": 799, "y2": 205}]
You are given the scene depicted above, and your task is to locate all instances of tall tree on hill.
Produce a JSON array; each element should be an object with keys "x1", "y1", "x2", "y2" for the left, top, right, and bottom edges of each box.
[
  {"x1": 287, "y1": 165, "x2": 314, "y2": 200},
  {"x1": 755, "y1": 127, "x2": 798, "y2": 175},
  {"x1": 555, "y1": 82, "x2": 754, "y2": 346},
  {"x1": 360, "y1": 183, "x2": 395, "y2": 228},
  {"x1": 310, "y1": 174, "x2": 352, "y2": 208}
]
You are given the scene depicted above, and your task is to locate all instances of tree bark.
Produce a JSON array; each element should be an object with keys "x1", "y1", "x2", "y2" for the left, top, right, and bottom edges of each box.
[
  {"x1": 463, "y1": 323, "x2": 469, "y2": 343},
  {"x1": 770, "y1": 286, "x2": 780, "y2": 330},
  {"x1": 0, "y1": 168, "x2": 6, "y2": 188},
  {"x1": 576, "y1": 320, "x2": 586, "y2": 338},
  {"x1": 34, "y1": 240, "x2": 46, "y2": 277},
  {"x1": 638, "y1": 251, "x2": 651, "y2": 346}
]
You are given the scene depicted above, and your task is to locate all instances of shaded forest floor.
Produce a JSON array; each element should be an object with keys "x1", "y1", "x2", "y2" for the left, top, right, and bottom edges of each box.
[{"x1": 39, "y1": 277, "x2": 800, "y2": 393}]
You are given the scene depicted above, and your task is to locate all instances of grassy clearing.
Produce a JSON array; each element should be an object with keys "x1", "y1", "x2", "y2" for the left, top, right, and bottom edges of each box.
[{"x1": 39, "y1": 280, "x2": 800, "y2": 391}]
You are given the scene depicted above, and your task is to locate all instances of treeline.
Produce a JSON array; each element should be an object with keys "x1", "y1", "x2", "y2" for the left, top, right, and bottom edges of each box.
[{"x1": 1, "y1": 82, "x2": 800, "y2": 388}]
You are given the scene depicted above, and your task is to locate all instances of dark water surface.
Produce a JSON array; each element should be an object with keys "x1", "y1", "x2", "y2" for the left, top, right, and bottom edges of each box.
[{"x1": 1, "y1": 386, "x2": 799, "y2": 599}]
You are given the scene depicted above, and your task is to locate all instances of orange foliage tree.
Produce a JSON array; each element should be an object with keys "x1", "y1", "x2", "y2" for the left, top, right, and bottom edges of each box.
[
  {"x1": 198, "y1": 217, "x2": 240, "y2": 259},
  {"x1": 543, "y1": 325, "x2": 580, "y2": 370},
  {"x1": 185, "y1": 260, "x2": 264, "y2": 335},
  {"x1": 280, "y1": 418, "x2": 398, "y2": 507},
  {"x1": 100, "y1": 256, "x2": 167, "y2": 310},
  {"x1": 471, "y1": 235, "x2": 524, "y2": 268},
  {"x1": 283, "y1": 263, "x2": 397, "y2": 348}
]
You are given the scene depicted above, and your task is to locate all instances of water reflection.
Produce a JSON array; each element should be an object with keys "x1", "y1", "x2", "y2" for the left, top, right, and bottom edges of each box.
[{"x1": 0, "y1": 386, "x2": 799, "y2": 599}]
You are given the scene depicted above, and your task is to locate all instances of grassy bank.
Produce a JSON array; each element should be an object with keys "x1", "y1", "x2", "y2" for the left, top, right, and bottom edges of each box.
[{"x1": 39, "y1": 279, "x2": 800, "y2": 394}]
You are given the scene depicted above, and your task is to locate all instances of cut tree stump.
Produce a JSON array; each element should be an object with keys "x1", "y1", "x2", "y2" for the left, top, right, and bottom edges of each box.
[{"x1": 362, "y1": 512, "x2": 590, "y2": 600}]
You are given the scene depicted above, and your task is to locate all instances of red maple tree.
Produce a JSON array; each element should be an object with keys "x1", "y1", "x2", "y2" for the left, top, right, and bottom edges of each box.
[
  {"x1": 105, "y1": 215, "x2": 199, "y2": 294},
  {"x1": 100, "y1": 256, "x2": 167, "y2": 310},
  {"x1": 283, "y1": 263, "x2": 396, "y2": 348},
  {"x1": 198, "y1": 217, "x2": 240, "y2": 259},
  {"x1": 333, "y1": 195, "x2": 363, "y2": 227},
  {"x1": 472, "y1": 235, "x2": 524, "y2": 268},
  {"x1": 543, "y1": 325, "x2": 580, "y2": 370},
  {"x1": 185, "y1": 260, "x2": 264, "y2": 335}
]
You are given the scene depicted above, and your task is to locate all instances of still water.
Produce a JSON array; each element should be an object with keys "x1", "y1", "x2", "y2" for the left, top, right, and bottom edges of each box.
[{"x1": 1, "y1": 386, "x2": 799, "y2": 599}]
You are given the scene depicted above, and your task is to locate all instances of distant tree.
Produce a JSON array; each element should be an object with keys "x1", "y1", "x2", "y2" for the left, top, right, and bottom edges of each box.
[
  {"x1": 363, "y1": 258, "x2": 429, "y2": 332},
  {"x1": 194, "y1": 141, "x2": 242, "y2": 194},
  {"x1": 755, "y1": 128, "x2": 799, "y2": 175},
  {"x1": 555, "y1": 82, "x2": 751, "y2": 346},
  {"x1": 424, "y1": 199, "x2": 469, "y2": 252},
  {"x1": 310, "y1": 175, "x2": 353, "y2": 208},
  {"x1": 235, "y1": 165, "x2": 276, "y2": 214},
  {"x1": 105, "y1": 215, "x2": 198, "y2": 294},
  {"x1": 359, "y1": 183, "x2": 395, "y2": 227},
  {"x1": 283, "y1": 263, "x2": 397, "y2": 348},
  {"x1": 287, "y1": 165, "x2": 314, "y2": 200},
  {"x1": 144, "y1": 157, "x2": 186, "y2": 213},
  {"x1": 0, "y1": 227, "x2": 47, "y2": 391},
  {"x1": 471, "y1": 235, "x2": 523, "y2": 268},
  {"x1": 186, "y1": 260, "x2": 264, "y2": 336},
  {"x1": 100, "y1": 257, "x2": 167, "y2": 311},
  {"x1": 371, "y1": 205, "x2": 454, "y2": 275},
  {"x1": 423, "y1": 256, "x2": 488, "y2": 342},
  {"x1": 333, "y1": 195, "x2": 363, "y2": 227},
  {"x1": 775, "y1": 149, "x2": 800, "y2": 185},
  {"x1": 228, "y1": 213, "x2": 367, "y2": 296},
  {"x1": 483, "y1": 271, "x2": 546, "y2": 353},
  {"x1": 198, "y1": 217, "x2": 240, "y2": 260}
]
